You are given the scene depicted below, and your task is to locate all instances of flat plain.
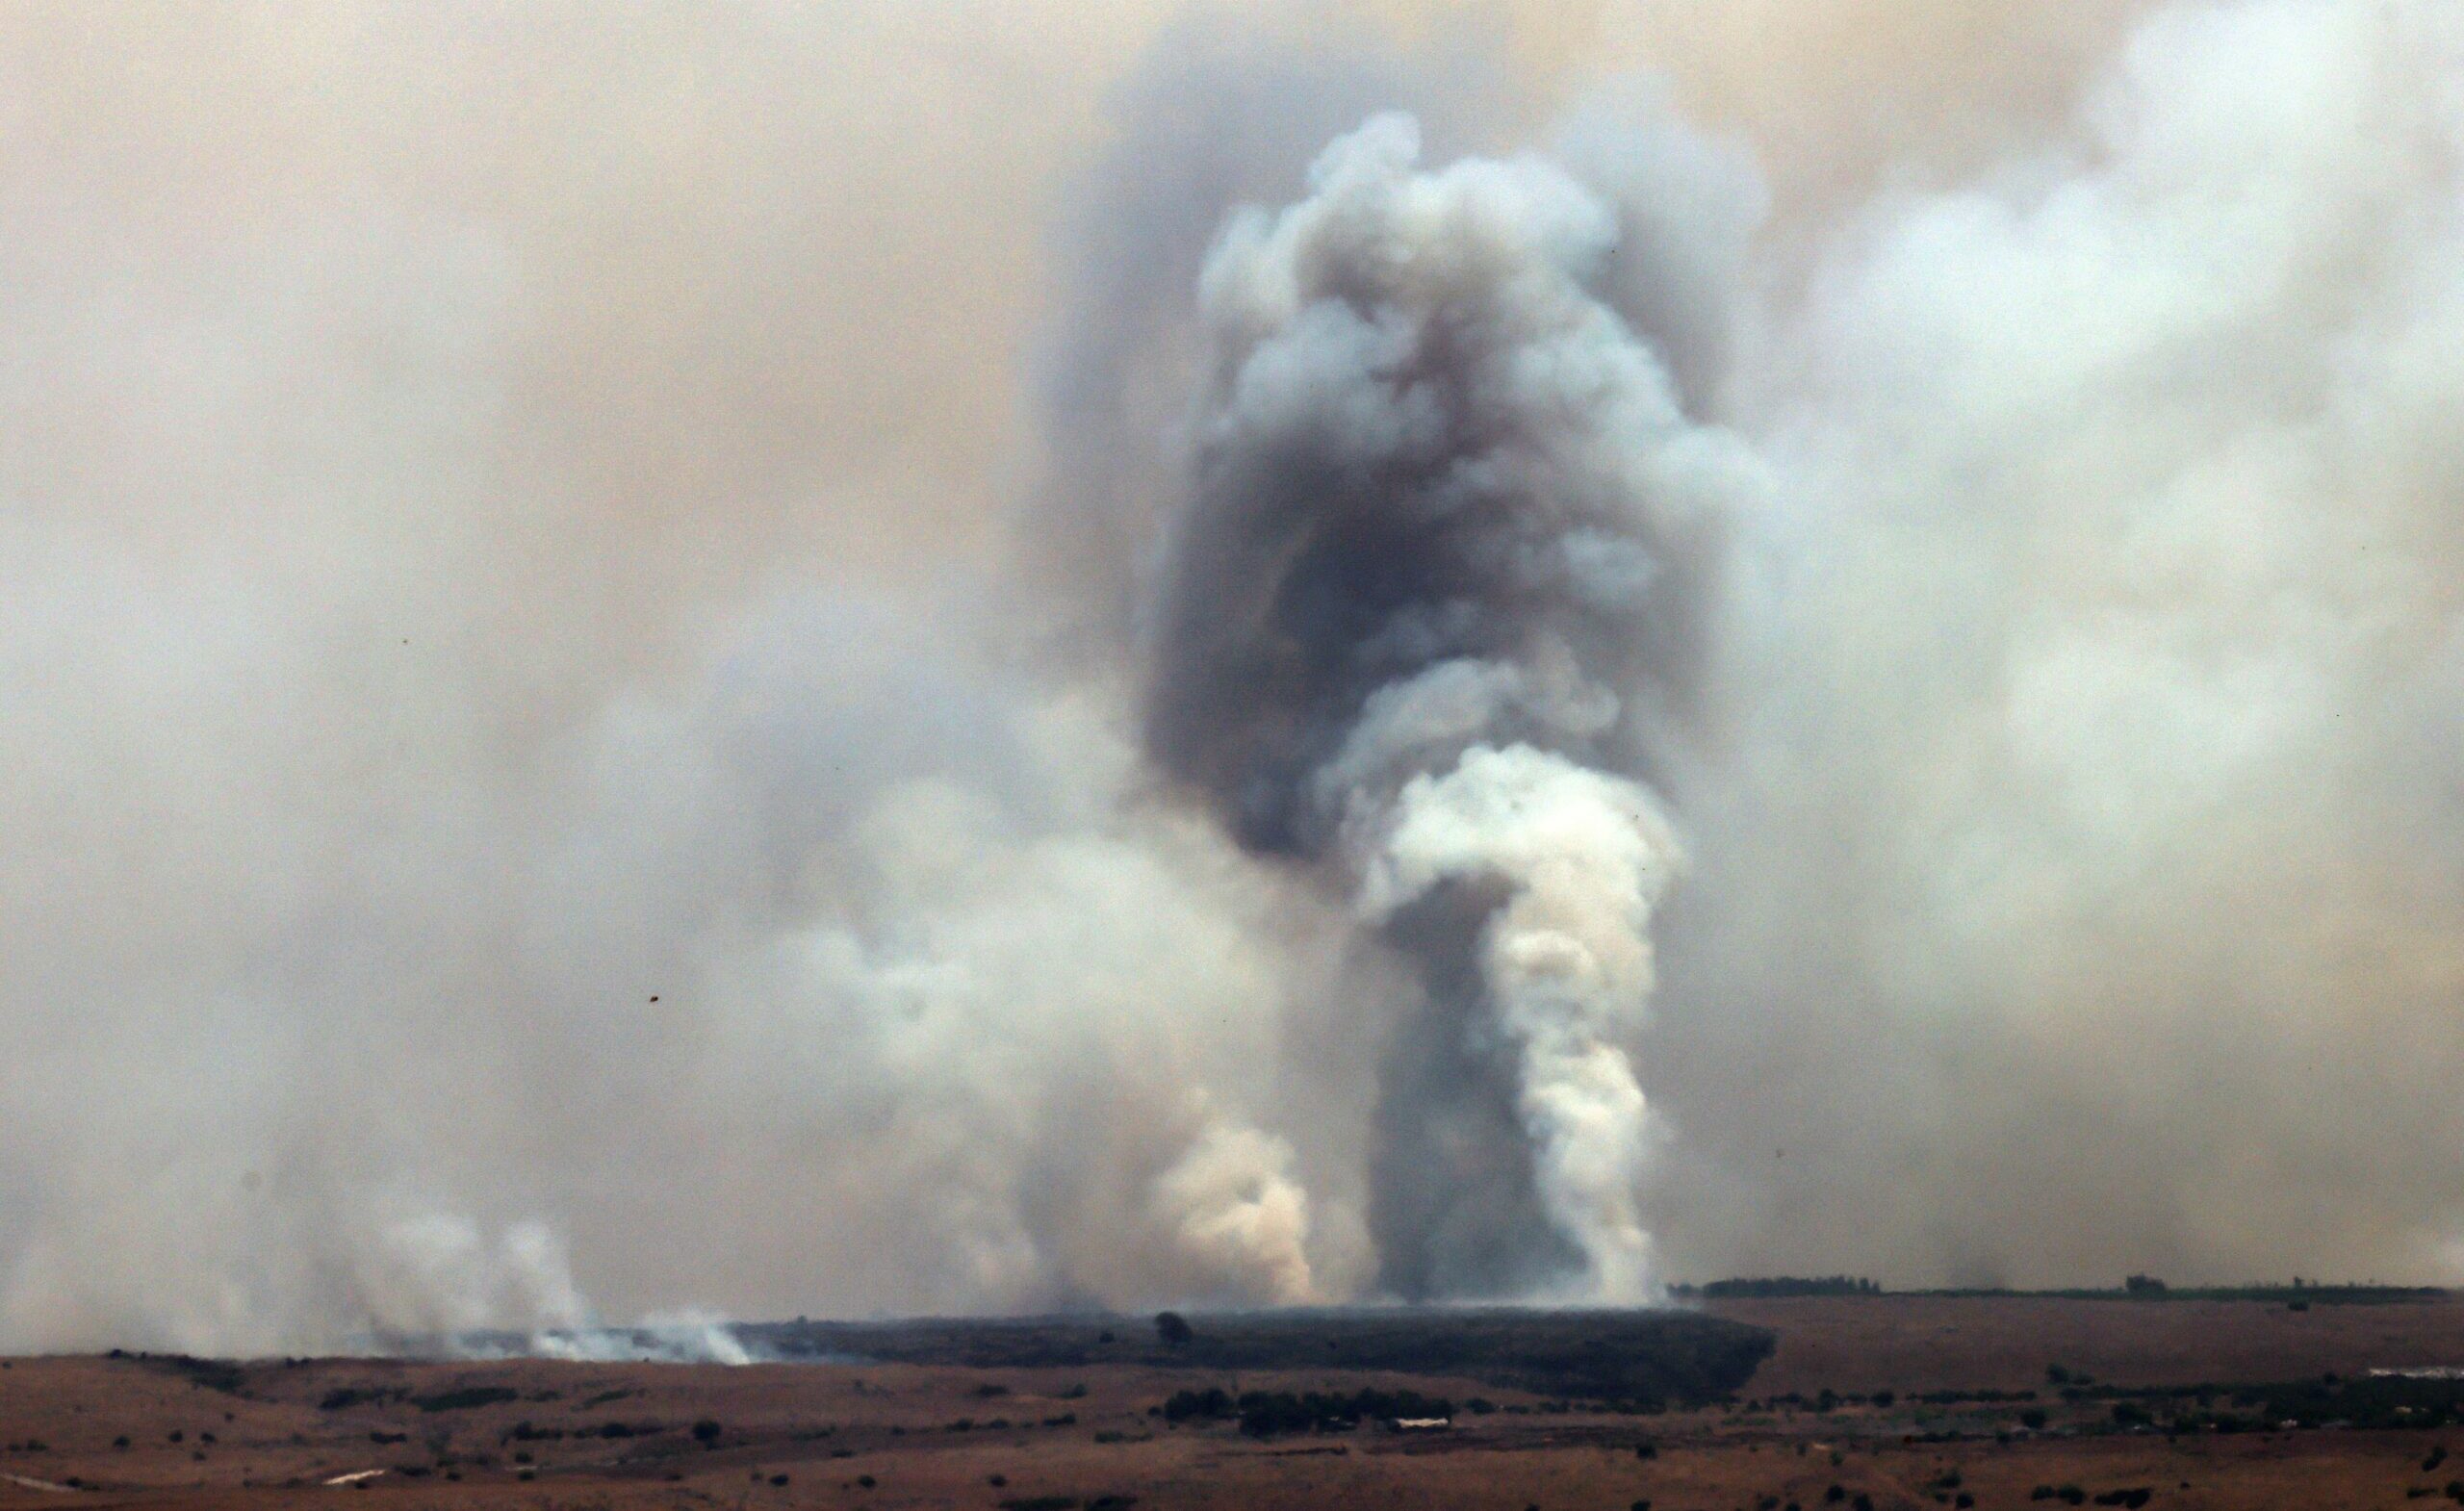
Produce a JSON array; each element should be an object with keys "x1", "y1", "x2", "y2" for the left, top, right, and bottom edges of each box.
[{"x1": 5, "y1": 1294, "x2": 2463, "y2": 1510}]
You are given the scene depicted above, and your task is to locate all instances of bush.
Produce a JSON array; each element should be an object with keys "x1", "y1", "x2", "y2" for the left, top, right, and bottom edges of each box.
[
  {"x1": 1154, "y1": 1312, "x2": 1194, "y2": 1347},
  {"x1": 414, "y1": 1387, "x2": 519, "y2": 1413},
  {"x1": 691, "y1": 1420, "x2": 722, "y2": 1446}
]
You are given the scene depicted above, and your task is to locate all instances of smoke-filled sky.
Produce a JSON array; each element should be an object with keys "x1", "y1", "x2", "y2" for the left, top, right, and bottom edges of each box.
[{"x1": 8, "y1": 0, "x2": 2464, "y2": 1354}]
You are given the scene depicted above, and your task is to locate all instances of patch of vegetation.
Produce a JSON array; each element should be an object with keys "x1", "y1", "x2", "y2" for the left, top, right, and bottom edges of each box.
[
  {"x1": 1161, "y1": 1385, "x2": 1455, "y2": 1438},
  {"x1": 412, "y1": 1386, "x2": 519, "y2": 1413},
  {"x1": 740, "y1": 1307, "x2": 1775, "y2": 1403},
  {"x1": 2045, "y1": 1374, "x2": 2464, "y2": 1432},
  {"x1": 1925, "y1": 1283, "x2": 2448, "y2": 1305},
  {"x1": 320, "y1": 1386, "x2": 398, "y2": 1412},
  {"x1": 1675, "y1": 1276, "x2": 1883, "y2": 1298},
  {"x1": 151, "y1": 1354, "x2": 248, "y2": 1395}
]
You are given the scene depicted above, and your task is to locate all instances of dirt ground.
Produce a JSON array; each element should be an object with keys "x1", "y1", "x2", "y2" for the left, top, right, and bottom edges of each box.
[
  {"x1": 3, "y1": 1295, "x2": 2461, "y2": 1510},
  {"x1": 1707, "y1": 1294, "x2": 2464, "y2": 1395}
]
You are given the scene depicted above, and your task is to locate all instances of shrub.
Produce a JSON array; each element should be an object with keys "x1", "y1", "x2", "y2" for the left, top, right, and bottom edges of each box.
[
  {"x1": 414, "y1": 1386, "x2": 520, "y2": 1413},
  {"x1": 1154, "y1": 1312, "x2": 1194, "y2": 1347}
]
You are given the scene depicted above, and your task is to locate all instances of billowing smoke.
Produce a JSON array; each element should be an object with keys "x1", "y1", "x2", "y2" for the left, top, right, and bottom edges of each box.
[
  {"x1": 11, "y1": 0, "x2": 2464, "y2": 1355},
  {"x1": 1136, "y1": 114, "x2": 1754, "y2": 1297}
]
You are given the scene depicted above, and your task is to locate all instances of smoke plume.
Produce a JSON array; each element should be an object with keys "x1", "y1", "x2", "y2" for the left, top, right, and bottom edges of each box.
[
  {"x1": 10, "y1": 0, "x2": 2464, "y2": 1353},
  {"x1": 1136, "y1": 114, "x2": 1754, "y2": 1297}
]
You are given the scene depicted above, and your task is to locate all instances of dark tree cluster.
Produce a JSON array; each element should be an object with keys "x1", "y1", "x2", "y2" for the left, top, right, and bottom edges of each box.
[
  {"x1": 1678, "y1": 1276, "x2": 1882, "y2": 1299},
  {"x1": 1160, "y1": 1386, "x2": 1453, "y2": 1438}
]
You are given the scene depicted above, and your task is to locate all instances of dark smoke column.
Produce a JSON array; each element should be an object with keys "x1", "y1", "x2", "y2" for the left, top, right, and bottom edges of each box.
[{"x1": 1140, "y1": 115, "x2": 1755, "y2": 1300}]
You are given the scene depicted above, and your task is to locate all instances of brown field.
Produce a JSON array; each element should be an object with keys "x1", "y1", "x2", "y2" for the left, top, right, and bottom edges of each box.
[{"x1": 5, "y1": 1295, "x2": 2463, "y2": 1511}]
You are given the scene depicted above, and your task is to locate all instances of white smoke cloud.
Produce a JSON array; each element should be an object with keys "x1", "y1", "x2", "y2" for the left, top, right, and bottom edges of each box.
[
  {"x1": 1361, "y1": 745, "x2": 1685, "y2": 1299},
  {"x1": 1650, "y1": 0, "x2": 2464, "y2": 1287}
]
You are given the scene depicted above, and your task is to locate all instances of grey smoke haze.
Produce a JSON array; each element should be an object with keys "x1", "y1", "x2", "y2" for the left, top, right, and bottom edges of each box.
[
  {"x1": 1132, "y1": 111, "x2": 1757, "y2": 1298},
  {"x1": 8, "y1": 0, "x2": 2464, "y2": 1353}
]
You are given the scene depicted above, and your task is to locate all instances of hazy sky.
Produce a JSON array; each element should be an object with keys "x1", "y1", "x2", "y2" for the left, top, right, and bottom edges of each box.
[{"x1": 9, "y1": 0, "x2": 2464, "y2": 1354}]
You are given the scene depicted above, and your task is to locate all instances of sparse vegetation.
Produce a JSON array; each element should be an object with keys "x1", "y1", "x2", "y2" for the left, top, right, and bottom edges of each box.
[
  {"x1": 1677, "y1": 1276, "x2": 1884, "y2": 1298},
  {"x1": 13, "y1": 1291, "x2": 2464, "y2": 1507},
  {"x1": 1160, "y1": 1385, "x2": 1453, "y2": 1437},
  {"x1": 743, "y1": 1308, "x2": 1773, "y2": 1403},
  {"x1": 412, "y1": 1386, "x2": 518, "y2": 1413}
]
